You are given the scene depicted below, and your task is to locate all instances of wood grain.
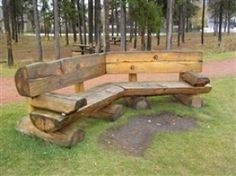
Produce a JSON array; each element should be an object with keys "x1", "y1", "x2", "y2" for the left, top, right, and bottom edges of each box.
[
  {"x1": 106, "y1": 51, "x2": 202, "y2": 74},
  {"x1": 15, "y1": 54, "x2": 106, "y2": 97},
  {"x1": 16, "y1": 116, "x2": 85, "y2": 147},
  {"x1": 115, "y1": 81, "x2": 212, "y2": 96},
  {"x1": 180, "y1": 72, "x2": 210, "y2": 87}
]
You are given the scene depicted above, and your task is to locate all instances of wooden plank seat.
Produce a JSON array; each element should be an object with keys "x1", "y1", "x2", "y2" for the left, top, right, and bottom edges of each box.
[{"x1": 14, "y1": 51, "x2": 212, "y2": 147}]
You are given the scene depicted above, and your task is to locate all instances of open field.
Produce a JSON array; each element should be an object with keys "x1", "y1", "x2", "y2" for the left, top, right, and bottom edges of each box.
[
  {"x1": 0, "y1": 77, "x2": 235, "y2": 175},
  {"x1": 0, "y1": 32, "x2": 235, "y2": 64}
]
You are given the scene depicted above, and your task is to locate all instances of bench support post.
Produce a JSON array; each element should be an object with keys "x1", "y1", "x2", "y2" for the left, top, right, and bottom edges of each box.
[
  {"x1": 74, "y1": 83, "x2": 84, "y2": 93},
  {"x1": 16, "y1": 116, "x2": 85, "y2": 147},
  {"x1": 89, "y1": 104, "x2": 124, "y2": 121},
  {"x1": 26, "y1": 98, "x2": 34, "y2": 113},
  {"x1": 125, "y1": 73, "x2": 150, "y2": 110},
  {"x1": 174, "y1": 94, "x2": 203, "y2": 108}
]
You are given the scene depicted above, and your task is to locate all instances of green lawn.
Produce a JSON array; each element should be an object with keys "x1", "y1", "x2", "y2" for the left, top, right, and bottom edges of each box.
[
  {"x1": 0, "y1": 77, "x2": 235, "y2": 175},
  {"x1": 203, "y1": 51, "x2": 236, "y2": 61}
]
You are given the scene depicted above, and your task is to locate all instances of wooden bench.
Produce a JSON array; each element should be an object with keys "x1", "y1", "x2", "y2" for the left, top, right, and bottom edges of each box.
[{"x1": 15, "y1": 51, "x2": 211, "y2": 147}]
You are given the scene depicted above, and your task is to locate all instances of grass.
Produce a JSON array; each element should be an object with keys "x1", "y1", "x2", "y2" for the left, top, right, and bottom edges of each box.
[
  {"x1": 0, "y1": 33, "x2": 235, "y2": 66},
  {"x1": 0, "y1": 64, "x2": 18, "y2": 77},
  {"x1": 0, "y1": 77, "x2": 235, "y2": 175},
  {"x1": 204, "y1": 51, "x2": 235, "y2": 61}
]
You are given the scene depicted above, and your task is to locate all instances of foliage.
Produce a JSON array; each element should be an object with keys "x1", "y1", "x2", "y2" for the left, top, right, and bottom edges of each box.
[{"x1": 128, "y1": 0, "x2": 163, "y2": 32}]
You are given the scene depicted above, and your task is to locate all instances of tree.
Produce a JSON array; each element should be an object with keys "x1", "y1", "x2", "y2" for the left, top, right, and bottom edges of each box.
[
  {"x1": 88, "y1": 0, "x2": 93, "y2": 46},
  {"x1": 201, "y1": 0, "x2": 206, "y2": 44},
  {"x1": 53, "y1": 0, "x2": 60, "y2": 59},
  {"x1": 120, "y1": 0, "x2": 127, "y2": 51},
  {"x1": 128, "y1": 0, "x2": 162, "y2": 50},
  {"x1": 33, "y1": 0, "x2": 43, "y2": 61},
  {"x1": 103, "y1": 0, "x2": 110, "y2": 52},
  {"x1": 166, "y1": 0, "x2": 174, "y2": 50},
  {"x1": 95, "y1": 0, "x2": 102, "y2": 53},
  {"x1": 2, "y1": 0, "x2": 14, "y2": 66}
]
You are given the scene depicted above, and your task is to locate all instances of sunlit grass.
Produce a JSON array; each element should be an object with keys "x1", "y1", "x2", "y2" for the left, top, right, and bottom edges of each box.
[{"x1": 0, "y1": 77, "x2": 235, "y2": 175}]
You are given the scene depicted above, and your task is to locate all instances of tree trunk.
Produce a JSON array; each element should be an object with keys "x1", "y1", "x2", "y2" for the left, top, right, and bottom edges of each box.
[
  {"x1": 166, "y1": 0, "x2": 174, "y2": 50},
  {"x1": 120, "y1": 0, "x2": 127, "y2": 51},
  {"x1": 147, "y1": 26, "x2": 152, "y2": 51},
  {"x1": 111, "y1": 0, "x2": 115, "y2": 37},
  {"x1": 227, "y1": 0, "x2": 231, "y2": 35},
  {"x1": 115, "y1": 1, "x2": 120, "y2": 36},
  {"x1": 88, "y1": 0, "x2": 93, "y2": 46},
  {"x1": 133, "y1": 21, "x2": 137, "y2": 49},
  {"x1": 65, "y1": 16, "x2": 69, "y2": 45},
  {"x1": 81, "y1": 0, "x2": 87, "y2": 44},
  {"x1": 201, "y1": 0, "x2": 205, "y2": 44},
  {"x1": 2, "y1": 0, "x2": 14, "y2": 66},
  {"x1": 77, "y1": 0, "x2": 83, "y2": 44},
  {"x1": 141, "y1": 28, "x2": 145, "y2": 50},
  {"x1": 53, "y1": 0, "x2": 61, "y2": 59},
  {"x1": 33, "y1": 0, "x2": 43, "y2": 61},
  {"x1": 177, "y1": 5, "x2": 182, "y2": 47},
  {"x1": 181, "y1": 4, "x2": 185, "y2": 43},
  {"x1": 157, "y1": 29, "x2": 160, "y2": 46},
  {"x1": 103, "y1": 0, "x2": 110, "y2": 52},
  {"x1": 218, "y1": 4, "x2": 223, "y2": 47},
  {"x1": 95, "y1": 0, "x2": 102, "y2": 53}
]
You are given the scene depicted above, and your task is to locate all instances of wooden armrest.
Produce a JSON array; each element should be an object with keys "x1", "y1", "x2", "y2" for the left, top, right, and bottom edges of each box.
[{"x1": 180, "y1": 72, "x2": 210, "y2": 87}]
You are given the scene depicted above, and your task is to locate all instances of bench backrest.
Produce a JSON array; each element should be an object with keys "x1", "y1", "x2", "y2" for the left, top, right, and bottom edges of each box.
[
  {"x1": 15, "y1": 54, "x2": 106, "y2": 97},
  {"x1": 106, "y1": 51, "x2": 202, "y2": 74},
  {"x1": 15, "y1": 51, "x2": 202, "y2": 97}
]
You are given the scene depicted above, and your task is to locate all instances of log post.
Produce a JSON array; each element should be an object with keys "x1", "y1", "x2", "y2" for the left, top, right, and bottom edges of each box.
[
  {"x1": 16, "y1": 116, "x2": 85, "y2": 147},
  {"x1": 125, "y1": 73, "x2": 150, "y2": 109},
  {"x1": 26, "y1": 98, "x2": 34, "y2": 113},
  {"x1": 89, "y1": 104, "x2": 124, "y2": 121},
  {"x1": 74, "y1": 82, "x2": 84, "y2": 93},
  {"x1": 174, "y1": 94, "x2": 203, "y2": 108}
]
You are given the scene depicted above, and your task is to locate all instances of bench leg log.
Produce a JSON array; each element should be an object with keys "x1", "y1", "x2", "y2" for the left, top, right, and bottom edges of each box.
[
  {"x1": 174, "y1": 94, "x2": 203, "y2": 108},
  {"x1": 16, "y1": 116, "x2": 85, "y2": 147},
  {"x1": 125, "y1": 96, "x2": 151, "y2": 110},
  {"x1": 89, "y1": 104, "x2": 124, "y2": 121}
]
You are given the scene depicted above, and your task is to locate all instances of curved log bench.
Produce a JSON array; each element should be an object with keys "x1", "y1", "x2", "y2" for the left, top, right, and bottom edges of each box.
[{"x1": 15, "y1": 51, "x2": 211, "y2": 147}]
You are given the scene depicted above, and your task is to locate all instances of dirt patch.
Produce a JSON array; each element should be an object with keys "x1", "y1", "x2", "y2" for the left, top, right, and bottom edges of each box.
[{"x1": 99, "y1": 112, "x2": 197, "y2": 156}]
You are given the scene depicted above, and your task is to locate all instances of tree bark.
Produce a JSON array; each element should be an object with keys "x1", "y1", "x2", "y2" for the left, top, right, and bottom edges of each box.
[
  {"x1": 166, "y1": 0, "x2": 174, "y2": 50},
  {"x1": 2, "y1": 0, "x2": 14, "y2": 66},
  {"x1": 147, "y1": 26, "x2": 152, "y2": 50},
  {"x1": 77, "y1": 0, "x2": 83, "y2": 44},
  {"x1": 157, "y1": 29, "x2": 160, "y2": 46},
  {"x1": 120, "y1": 0, "x2": 127, "y2": 51},
  {"x1": 103, "y1": 0, "x2": 110, "y2": 52},
  {"x1": 33, "y1": 0, "x2": 43, "y2": 61},
  {"x1": 65, "y1": 16, "x2": 69, "y2": 45},
  {"x1": 53, "y1": 0, "x2": 61, "y2": 59},
  {"x1": 88, "y1": 0, "x2": 93, "y2": 46},
  {"x1": 133, "y1": 21, "x2": 137, "y2": 49},
  {"x1": 227, "y1": 0, "x2": 231, "y2": 35},
  {"x1": 115, "y1": 1, "x2": 120, "y2": 36},
  {"x1": 218, "y1": 3, "x2": 223, "y2": 47},
  {"x1": 81, "y1": 0, "x2": 87, "y2": 44},
  {"x1": 201, "y1": 0, "x2": 205, "y2": 44},
  {"x1": 95, "y1": 0, "x2": 102, "y2": 53}
]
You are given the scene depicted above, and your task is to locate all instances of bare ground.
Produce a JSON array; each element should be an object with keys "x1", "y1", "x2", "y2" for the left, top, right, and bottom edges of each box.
[{"x1": 99, "y1": 112, "x2": 197, "y2": 156}]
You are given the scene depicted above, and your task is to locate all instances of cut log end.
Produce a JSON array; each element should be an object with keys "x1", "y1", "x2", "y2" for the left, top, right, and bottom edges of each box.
[
  {"x1": 125, "y1": 96, "x2": 151, "y2": 110},
  {"x1": 180, "y1": 72, "x2": 210, "y2": 87},
  {"x1": 15, "y1": 67, "x2": 30, "y2": 97},
  {"x1": 174, "y1": 94, "x2": 203, "y2": 108},
  {"x1": 16, "y1": 116, "x2": 85, "y2": 148}
]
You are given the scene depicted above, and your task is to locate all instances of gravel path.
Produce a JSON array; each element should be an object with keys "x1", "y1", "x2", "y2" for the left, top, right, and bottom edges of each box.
[{"x1": 0, "y1": 58, "x2": 235, "y2": 105}]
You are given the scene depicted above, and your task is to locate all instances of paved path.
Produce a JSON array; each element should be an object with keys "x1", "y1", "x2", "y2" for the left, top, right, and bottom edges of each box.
[{"x1": 0, "y1": 58, "x2": 235, "y2": 105}]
